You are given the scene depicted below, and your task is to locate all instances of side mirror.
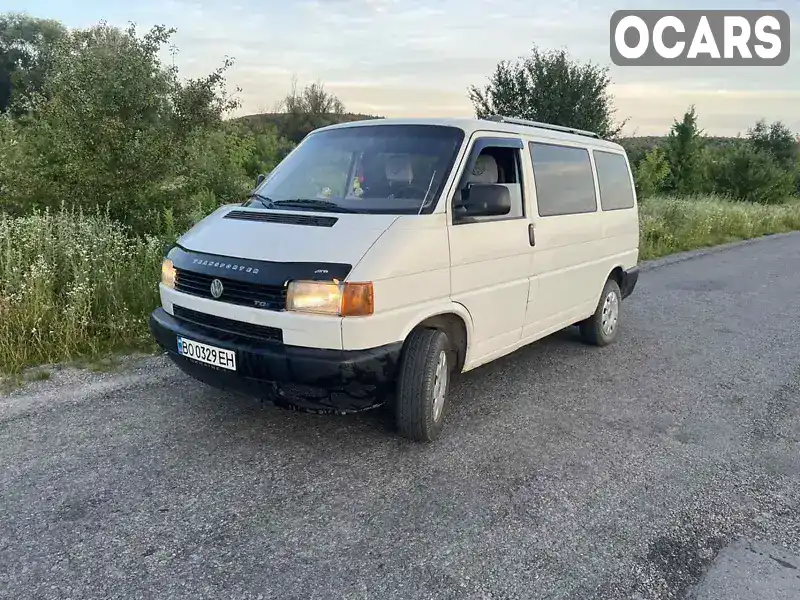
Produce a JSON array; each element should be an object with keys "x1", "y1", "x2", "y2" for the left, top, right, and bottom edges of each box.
[
  {"x1": 458, "y1": 184, "x2": 511, "y2": 218},
  {"x1": 255, "y1": 173, "x2": 267, "y2": 187}
]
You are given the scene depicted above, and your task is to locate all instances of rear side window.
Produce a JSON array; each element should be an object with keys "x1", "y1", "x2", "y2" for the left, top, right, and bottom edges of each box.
[
  {"x1": 593, "y1": 150, "x2": 635, "y2": 211},
  {"x1": 528, "y1": 142, "x2": 597, "y2": 217}
]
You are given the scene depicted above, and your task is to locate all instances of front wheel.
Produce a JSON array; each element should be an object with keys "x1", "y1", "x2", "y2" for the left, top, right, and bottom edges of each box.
[
  {"x1": 579, "y1": 278, "x2": 622, "y2": 346},
  {"x1": 394, "y1": 328, "x2": 452, "y2": 442}
]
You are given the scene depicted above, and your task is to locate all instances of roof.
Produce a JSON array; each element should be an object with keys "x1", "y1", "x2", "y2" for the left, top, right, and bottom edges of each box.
[{"x1": 312, "y1": 116, "x2": 625, "y2": 151}]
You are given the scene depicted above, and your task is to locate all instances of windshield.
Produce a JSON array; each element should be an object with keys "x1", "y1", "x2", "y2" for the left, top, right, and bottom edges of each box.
[{"x1": 250, "y1": 124, "x2": 465, "y2": 214}]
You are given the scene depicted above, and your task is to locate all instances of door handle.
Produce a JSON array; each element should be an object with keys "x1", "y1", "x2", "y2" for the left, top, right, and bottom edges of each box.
[{"x1": 528, "y1": 223, "x2": 535, "y2": 246}]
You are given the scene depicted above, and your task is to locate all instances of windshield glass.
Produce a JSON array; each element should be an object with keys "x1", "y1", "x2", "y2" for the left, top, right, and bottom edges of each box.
[{"x1": 251, "y1": 124, "x2": 465, "y2": 214}]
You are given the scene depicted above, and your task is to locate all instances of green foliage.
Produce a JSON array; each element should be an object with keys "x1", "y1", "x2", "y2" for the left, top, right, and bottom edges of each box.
[
  {"x1": 633, "y1": 148, "x2": 670, "y2": 200},
  {"x1": 0, "y1": 113, "x2": 22, "y2": 201},
  {"x1": 706, "y1": 142, "x2": 796, "y2": 204},
  {"x1": 0, "y1": 206, "x2": 169, "y2": 372},
  {"x1": 622, "y1": 116, "x2": 799, "y2": 203},
  {"x1": 640, "y1": 195, "x2": 800, "y2": 260},
  {"x1": 179, "y1": 127, "x2": 255, "y2": 203},
  {"x1": 467, "y1": 45, "x2": 625, "y2": 139},
  {"x1": 0, "y1": 21, "x2": 270, "y2": 234},
  {"x1": 13, "y1": 23, "x2": 191, "y2": 231},
  {"x1": 0, "y1": 12, "x2": 67, "y2": 114},
  {"x1": 227, "y1": 119, "x2": 296, "y2": 177},
  {"x1": 747, "y1": 119, "x2": 798, "y2": 169},
  {"x1": 662, "y1": 105, "x2": 706, "y2": 195},
  {"x1": 620, "y1": 135, "x2": 742, "y2": 169}
]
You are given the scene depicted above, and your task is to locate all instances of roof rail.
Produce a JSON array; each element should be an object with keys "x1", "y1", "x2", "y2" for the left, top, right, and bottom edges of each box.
[{"x1": 485, "y1": 115, "x2": 601, "y2": 139}]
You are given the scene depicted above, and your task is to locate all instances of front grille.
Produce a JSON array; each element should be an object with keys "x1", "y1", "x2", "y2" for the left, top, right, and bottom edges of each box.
[
  {"x1": 175, "y1": 268, "x2": 287, "y2": 311},
  {"x1": 173, "y1": 305, "x2": 283, "y2": 343}
]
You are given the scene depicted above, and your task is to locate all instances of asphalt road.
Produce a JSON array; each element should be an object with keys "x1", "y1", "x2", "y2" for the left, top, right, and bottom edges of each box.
[{"x1": 2, "y1": 233, "x2": 800, "y2": 600}]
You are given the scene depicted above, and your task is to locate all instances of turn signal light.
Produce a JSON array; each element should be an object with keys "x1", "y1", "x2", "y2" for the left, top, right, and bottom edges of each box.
[{"x1": 341, "y1": 282, "x2": 374, "y2": 317}]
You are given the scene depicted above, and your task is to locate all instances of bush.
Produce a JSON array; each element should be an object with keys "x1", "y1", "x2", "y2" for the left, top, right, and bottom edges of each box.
[
  {"x1": 0, "y1": 206, "x2": 170, "y2": 372},
  {"x1": 0, "y1": 22, "x2": 247, "y2": 235},
  {"x1": 633, "y1": 147, "x2": 669, "y2": 200},
  {"x1": 0, "y1": 113, "x2": 21, "y2": 202},
  {"x1": 707, "y1": 143, "x2": 796, "y2": 204},
  {"x1": 241, "y1": 126, "x2": 296, "y2": 178}
]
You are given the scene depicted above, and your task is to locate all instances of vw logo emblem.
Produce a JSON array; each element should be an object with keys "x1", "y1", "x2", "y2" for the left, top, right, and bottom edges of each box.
[{"x1": 210, "y1": 278, "x2": 224, "y2": 299}]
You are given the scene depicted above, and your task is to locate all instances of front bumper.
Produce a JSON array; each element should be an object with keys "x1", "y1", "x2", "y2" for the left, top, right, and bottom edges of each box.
[{"x1": 149, "y1": 307, "x2": 403, "y2": 414}]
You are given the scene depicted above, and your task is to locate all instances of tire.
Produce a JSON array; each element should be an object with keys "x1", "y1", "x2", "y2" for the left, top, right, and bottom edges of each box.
[
  {"x1": 579, "y1": 278, "x2": 622, "y2": 347},
  {"x1": 394, "y1": 328, "x2": 452, "y2": 442}
]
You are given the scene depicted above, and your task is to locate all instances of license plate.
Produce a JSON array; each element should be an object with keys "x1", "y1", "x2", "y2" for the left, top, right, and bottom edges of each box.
[{"x1": 177, "y1": 336, "x2": 236, "y2": 371}]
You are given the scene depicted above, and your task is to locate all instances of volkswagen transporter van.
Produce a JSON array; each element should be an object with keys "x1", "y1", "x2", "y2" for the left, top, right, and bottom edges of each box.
[{"x1": 149, "y1": 115, "x2": 640, "y2": 442}]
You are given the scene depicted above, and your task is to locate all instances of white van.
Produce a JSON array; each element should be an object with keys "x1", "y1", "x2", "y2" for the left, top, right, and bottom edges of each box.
[{"x1": 150, "y1": 115, "x2": 640, "y2": 442}]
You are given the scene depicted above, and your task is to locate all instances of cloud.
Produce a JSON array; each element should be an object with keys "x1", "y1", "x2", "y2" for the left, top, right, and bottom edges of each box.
[{"x1": 23, "y1": 0, "x2": 800, "y2": 136}]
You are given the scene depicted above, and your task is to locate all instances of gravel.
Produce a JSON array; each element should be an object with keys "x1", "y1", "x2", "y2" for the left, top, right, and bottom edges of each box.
[{"x1": 2, "y1": 232, "x2": 799, "y2": 600}]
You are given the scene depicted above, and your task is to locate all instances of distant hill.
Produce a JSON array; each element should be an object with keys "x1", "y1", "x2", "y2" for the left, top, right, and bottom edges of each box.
[
  {"x1": 234, "y1": 112, "x2": 383, "y2": 144},
  {"x1": 237, "y1": 111, "x2": 382, "y2": 128}
]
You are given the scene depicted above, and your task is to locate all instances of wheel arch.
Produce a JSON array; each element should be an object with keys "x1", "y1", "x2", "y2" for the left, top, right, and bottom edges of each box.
[
  {"x1": 609, "y1": 265, "x2": 624, "y2": 288},
  {"x1": 400, "y1": 304, "x2": 473, "y2": 374}
]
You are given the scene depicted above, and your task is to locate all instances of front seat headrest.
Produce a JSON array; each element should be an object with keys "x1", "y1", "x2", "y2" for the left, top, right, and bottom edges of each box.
[
  {"x1": 467, "y1": 153, "x2": 499, "y2": 184},
  {"x1": 384, "y1": 154, "x2": 413, "y2": 183}
]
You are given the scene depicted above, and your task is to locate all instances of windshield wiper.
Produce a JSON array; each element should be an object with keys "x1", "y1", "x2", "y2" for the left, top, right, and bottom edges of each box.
[
  {"x1": 272, "y1": 199, "x2": 358, "y2": 213},
  {"x1": 246, "y1": 192, "x2": 275, "y2": 209}
]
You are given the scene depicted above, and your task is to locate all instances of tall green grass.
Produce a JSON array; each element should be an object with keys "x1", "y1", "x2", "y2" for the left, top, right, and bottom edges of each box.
[
  {"x1": 1, "y1": 195, "x2": 800, "y2": 373},
  {"x1": 0, "y1": 206, "x2": 168, "y2": 372},
  {"x1": 639, "y1": 195, "x2": 800, "y2": 260}
]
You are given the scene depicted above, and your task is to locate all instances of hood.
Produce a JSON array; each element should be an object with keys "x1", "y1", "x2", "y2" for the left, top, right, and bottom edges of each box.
[{"x1": 176, "y1": 205, "x2": 399, "y2": 266}]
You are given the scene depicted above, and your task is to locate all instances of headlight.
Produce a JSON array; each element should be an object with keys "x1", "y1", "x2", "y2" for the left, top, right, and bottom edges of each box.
[
  {"x1": 161, "y1": 258, "x2": 177, "y2": 289},
  {"x1": 286, "y1": 281, "x2": 373, "y2": 316}
]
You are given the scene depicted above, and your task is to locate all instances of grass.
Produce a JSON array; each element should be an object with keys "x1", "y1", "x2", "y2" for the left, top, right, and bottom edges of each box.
[
  {"x1": 639, "y1": 194, "x2": 800, "y2": 260},
  {"x1": 0, "y1": 205, "x2": 169, "y2": 374},
  {"x1": 1, "y1": 195, "x2": 799, "y2": 374}
]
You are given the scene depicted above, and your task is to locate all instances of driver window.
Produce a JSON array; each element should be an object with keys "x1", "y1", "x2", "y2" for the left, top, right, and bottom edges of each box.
[
  {"x1": 453, "y1": 144, "x2": 526, "y2": 223},
  {"x1": 303, "y1": 148, "x2": 352, "y2": 199}
]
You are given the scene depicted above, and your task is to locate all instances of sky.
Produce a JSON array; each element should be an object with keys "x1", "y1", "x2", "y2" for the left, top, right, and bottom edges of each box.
[{"x1": 4, "y1": 0, "x2": 800, "y2": 136}]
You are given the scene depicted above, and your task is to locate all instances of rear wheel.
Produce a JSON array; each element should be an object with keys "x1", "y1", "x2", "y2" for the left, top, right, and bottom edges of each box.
[
  {"x1": 579, "y1": 278, "x2": 622, "y2": 346},
  {"x1": 394, "y1": 328, "x2": 451, "y2": 442}
]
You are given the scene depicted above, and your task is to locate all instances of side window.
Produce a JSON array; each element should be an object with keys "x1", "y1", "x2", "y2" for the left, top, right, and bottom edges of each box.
[
  {"x1": 528, "y1": 142, "x2": 597, "y2": 217},
  {"x1": 593, "y1": 150, "x2": 635, "y2": 210},
  {"x1": 453, "y1": 142, "x2": 526, "y2": 224}
]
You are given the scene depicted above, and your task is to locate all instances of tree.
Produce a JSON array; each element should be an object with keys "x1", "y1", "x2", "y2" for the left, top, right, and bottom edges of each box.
[
  {"x1": 0, "y1": 12, "x2": 67, "y2": 114},
  {"x1": 467, "y1": 45, "x2": 626, "y2": 139},
  {"x1": 275, "y1": 76, "x2": 350, "y2": 143},
  {"x1": 662, "y1": 106, "x2": 706, "y2": 195},
  {"x1": 8, "y1": 21, "x2": 244, "y2": 233},
  {"x1": 281, "y1": 76, "x2": 345, "y2": 116},
  {"x1": 747, "y1": 119, "x2": 798, "y2": 170}
]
